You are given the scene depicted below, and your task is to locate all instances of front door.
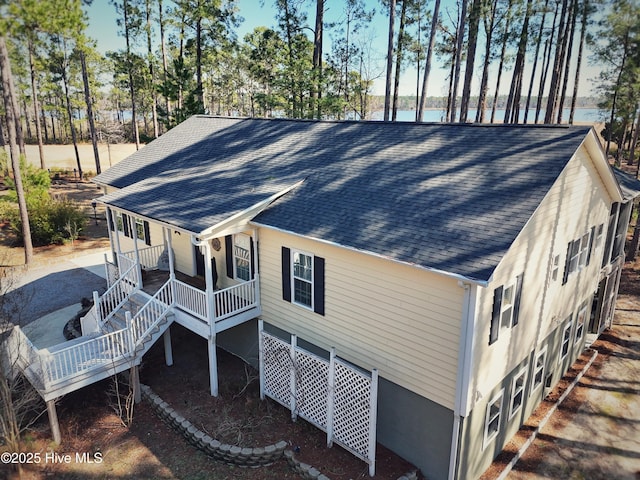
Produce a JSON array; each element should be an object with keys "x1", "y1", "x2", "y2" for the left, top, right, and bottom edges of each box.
[{"x1": 194, "y1": 245, "x2": 218, "y2": 289}]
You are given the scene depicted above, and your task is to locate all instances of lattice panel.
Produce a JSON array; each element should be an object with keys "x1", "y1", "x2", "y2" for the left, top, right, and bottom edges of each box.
[
  {"x1": 261, "y1": 333, "x2": 292, "y2": 408},
  {"x1": 333, "y1": 359, "x2": 372, "y2": 459},
  {"x1": 294, "y1": 351, "x2": 329, "y2": 429}
]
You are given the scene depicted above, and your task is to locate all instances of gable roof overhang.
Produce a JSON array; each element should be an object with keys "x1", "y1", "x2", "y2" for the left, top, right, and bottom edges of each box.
[
  {"x1": 96, "y1": 178, "x2": 305, "y2": 240},
  {"x1": 582, "y1": 128, "x2": 625, "y2": 203}
]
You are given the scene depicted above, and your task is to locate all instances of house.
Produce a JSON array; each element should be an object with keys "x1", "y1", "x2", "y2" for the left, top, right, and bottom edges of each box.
[{"x1": 37, "y1": 116, "x2": 640, "y2": 479}]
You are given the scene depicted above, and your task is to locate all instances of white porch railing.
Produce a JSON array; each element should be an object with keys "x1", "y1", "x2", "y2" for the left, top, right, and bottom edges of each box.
[
  {"x1": 96, "y1": 263, "x2": 139, "y2": 327},
  {"x1": 121, "y1": 245, "x2": 164, "y2": 271},
  {"x1": 214, "y1": 279, "x2": 258, "y2": 322},
  {"x1": 7, "y1": 326, "x2": 47, "y2": 388},
  {"x1": 129, "y1": 280, "x2": 173, "y2": 344},
  {"x1": 172, "y1": 280, "x2": 208, "y2": 322},
  {"x1": 43, "y1": 328, "x2": 132, "y2": 386}
]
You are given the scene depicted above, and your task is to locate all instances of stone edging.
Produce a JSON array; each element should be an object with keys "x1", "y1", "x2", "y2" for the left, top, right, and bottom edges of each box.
[
  {"x1": 140, "y1": 384, "x2": 286, "y2": 467},
  {"x1": 141, "y1": 383, "x2": 420, "y2": 479}
]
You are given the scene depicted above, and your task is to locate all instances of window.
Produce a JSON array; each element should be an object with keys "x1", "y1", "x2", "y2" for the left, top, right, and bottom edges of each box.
[
  {"x1": 281, "y1": 247, "x2": 325, "y2": 316},
  {"x1": 135, "y1": 218, "x2": 145, "y2": 241},
  {"x1": 509, "y1": 368, "x2": 527, "y2": 419},
  {"x1": 293, "y1": 251, "x2": 313, "y2": 308},
  {"x1": 233, "y1": 234, "x2": 251, "y2": 281},
  {"x1": 560, "y1": 317, "x2": 573, "y2": 364},
  {"x1": 575, "y1": 304, "x2": 587, "y2": 345},
  {"x1": 595, "y1": 223, "x2": 604, "y2": 249},
  {"x1": 115, "y1": 212, "x2": 124, "y2": 232},
  {"x1": 489, "y1": 273, "x2": 524, "y2": 345},
  {"x1": 500, "y1": 284, "x2": 515, "y2": 329},
  {"x1": 563, "y1": 229, "x2": 593, "y2": 283},
  {"x1": 550, "y1": 255, "x2": 560, "y2": 282},
  {"x1": 531, "y1": 348, "x2": 547, "y2": 395},
  {"x1": 484, "y1": 390, "x2": 504, "y2": 448}
]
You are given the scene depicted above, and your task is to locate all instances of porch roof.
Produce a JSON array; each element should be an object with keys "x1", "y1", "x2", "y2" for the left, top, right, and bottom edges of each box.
[{"x1": 94, "y1": 116, "x2": 598, "y2": 283}]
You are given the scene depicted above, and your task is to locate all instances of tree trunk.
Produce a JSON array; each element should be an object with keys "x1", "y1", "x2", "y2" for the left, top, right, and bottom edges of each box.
[
  {"x1": 60, "y1": 43, "x2": 82, "y2": 179},
  {"x1": 80, "y1": 50, "x2": 101, "y2": 174},
  {"x1": 195, "y1": 3, "x2": 204, "y2": 112},
  {"x1": 158, "y1": 0, "x2": 170, "y2": 121},
  {"x1": 523, "y1": 0, "x2": 549, "y2": 123},
  {"x1": 476, "y1": 0, "x2": 497, "y2": 123},
  {"x1": 0, "y1": 36, "x2": 33, "y2": 265},
  {"x1": 490, "y1": 0, "x2": 514, "y2": 123},
  {"x1": 544, "y1": 0, "x2": 568, "y2": 123},
  {"x1": 392, "y1": 0, "x2": 408, "y2": 121},
  {"x1": 123, "y1": 0, "x2": 140, "y2": 149},
  {"x1": 460, "y1": 0, "x2": 482, "y2": 123},
  {"x1": 556, "y1": 0, "x2": 577, "y2": 124},
  {"x1": 312, "y1": 0, "x2": 324, "y2": 119},
  {"x1": 568, "y1": 0, "x2": 587, "y2": 124},
  {"x1": 627, "y1": 204, "x2": 640, "y2": 261},
  {"x1": 383, "y1": 0, "x2": 396, "y2": 122},
  {"x1": 417, "y1": 0, "x2": 441, "y2": 122},
  {"x1": 504, "y1": 0, "x2": 533, "y2": 124},
  {"x1": 536, "y1": 1, "x2": 559, "y2": 123},
  {"x1": 629, "y1": 107, "x2": 640, "y2": 168},
  {"x1": 146, "y1": 0, "x2": 159, "y2": 137},
  {"x1": 605, "y1": 30, "x2": 629, "y2": 156},
  {"x1": 450, "y1": 0, "x2": 468, "y2": 122},
  {"x1": 28, "y1": 39, "x2": 46, "y2": 169}
]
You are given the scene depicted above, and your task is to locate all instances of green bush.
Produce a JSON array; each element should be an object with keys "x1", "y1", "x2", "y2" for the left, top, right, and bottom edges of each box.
[{"x1": 6, "y1": 196, "x2": 87, "y2": 246}]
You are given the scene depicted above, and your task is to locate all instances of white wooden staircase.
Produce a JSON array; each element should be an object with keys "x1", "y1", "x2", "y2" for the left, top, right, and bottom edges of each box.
[{"x1": 7, "y1": 279, "x2": 174, "y2": 403}]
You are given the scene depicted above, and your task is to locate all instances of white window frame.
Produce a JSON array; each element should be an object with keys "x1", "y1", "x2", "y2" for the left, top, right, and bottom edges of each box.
[
  {"x1": 135, "y1": 218, "x2": 145, "y2": 241},
  {"x1": 530, "y1": 347, "x2": 547, "y2": 396},
  {"x1": 500, "y1": 282, "x2": 515, "y2": 329},
  {"x1": 233, "y1": 233, "x2": 251, "y2": 282},
  {"x1": 559, "y1": 317, "x2": 573, "y2": 364},
  {"x1": 550, "y1": 255, "x2": 560, "y2": 282},
  {"x1": 483, "y1": 389, "x2": 504, "y2": 449},
  {"x1": 291, "y1": 250, "x2": 314, "y2": 310},
  {"x1": 575, "y1": 304, "x2": 587, "y2": 346},
  {"x1": 509, "y1": 367, "x2": 528, "y2": 420},
  {"x1": 567, "y1": 230, "x2": 592, "y2": 278}
]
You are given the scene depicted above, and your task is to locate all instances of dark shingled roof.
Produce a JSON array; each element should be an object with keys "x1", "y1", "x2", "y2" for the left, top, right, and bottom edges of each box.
[{"x1": 95, "y1": 115, "x2": 596, "y2": 283}]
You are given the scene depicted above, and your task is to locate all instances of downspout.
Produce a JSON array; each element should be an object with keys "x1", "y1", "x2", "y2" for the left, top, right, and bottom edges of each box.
[{"x1": 449, "y1": 281, "x2": 478, "y2": 480}]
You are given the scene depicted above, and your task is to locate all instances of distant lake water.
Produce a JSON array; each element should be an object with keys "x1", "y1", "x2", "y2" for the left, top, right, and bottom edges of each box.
[{"x1": 371, "y1": 108, "x2": 604, "y2": 123}]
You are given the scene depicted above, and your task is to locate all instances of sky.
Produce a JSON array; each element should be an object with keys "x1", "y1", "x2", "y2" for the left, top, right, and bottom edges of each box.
[{"x1": 85, "y1": 0, "x2": 603, "y2": 99}]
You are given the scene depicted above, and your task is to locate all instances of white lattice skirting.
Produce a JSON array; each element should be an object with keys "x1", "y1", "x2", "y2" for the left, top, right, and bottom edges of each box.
[{"x1": 258, "y1": 320, "x2": 378, "y2": 476}]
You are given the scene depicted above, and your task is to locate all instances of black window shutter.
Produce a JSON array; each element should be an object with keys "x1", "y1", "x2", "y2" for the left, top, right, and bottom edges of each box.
[
  {"x1": 562, "y1": 241, "x2": 572, "y2": 285},
  {"x1": 123, "y1": 214, "x2": 131, "y2": 238},
  {"x1": 107, "y1": 209, "x2": 114, "y2": 231},
  {"x1": 512, "y1": 273, "x2": 524, "y2": 326},
  {"x1": 249, "y1": 237, "x2": 255, "y2": 279},
  {"x1": 282, "y1": 247, "x2": 291, "y2": 302},
  {"x1": 143, "y1": 221, "x2": 151, "y2": 246},
  {"x1": 490, "y1": 285, "x2": 503, "y2": 345},
  {"x1": 313, "y1": 256, "x2": 325, "y2": 316},
  {"x1": 225, "y1": 235, "x2": 233, "y2": 278},
  {"x1": 586, "y1": 226, "x2": 595, "y2": 265}
]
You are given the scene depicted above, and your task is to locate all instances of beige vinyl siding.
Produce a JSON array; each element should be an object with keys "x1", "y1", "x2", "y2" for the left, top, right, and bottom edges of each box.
[
  {"x1": 258, "y1": 228, "x2": 464, "y2": 409},
  {"x1": 471, "y1": 145, "x2": 612, "y2": 405}
]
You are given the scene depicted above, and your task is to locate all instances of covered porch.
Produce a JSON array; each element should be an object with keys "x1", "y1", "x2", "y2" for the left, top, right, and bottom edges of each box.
[{"x1": 97, "y1": 206, "x2": 262, "y2": 397}]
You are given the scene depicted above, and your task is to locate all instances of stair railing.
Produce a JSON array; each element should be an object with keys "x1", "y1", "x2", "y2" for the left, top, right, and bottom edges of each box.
[
  {"x1": 128, "y1": 279, "x2": 174, "y2": 347},
  {"x1": 95, "y1": 262, "x2": 140, "y2": 328}
]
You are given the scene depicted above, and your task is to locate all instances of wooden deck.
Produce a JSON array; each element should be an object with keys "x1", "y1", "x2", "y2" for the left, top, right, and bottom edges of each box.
[{"x1": 141, "y1": 270, "x2": 205, "y2": 295}]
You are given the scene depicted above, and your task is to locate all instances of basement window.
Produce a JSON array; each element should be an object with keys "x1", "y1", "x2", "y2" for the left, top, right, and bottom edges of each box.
[{"x1": 484, "y1": 389, "x2": 504, "y2": 449}]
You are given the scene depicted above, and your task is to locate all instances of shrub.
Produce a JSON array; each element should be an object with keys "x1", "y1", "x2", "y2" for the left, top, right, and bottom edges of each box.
[
  {"x1": 6, "y1": 196, "x2": 86, "y2": 246},
  {"x1": 4, "y1": 158, "x2": 50, "y2": 201}
]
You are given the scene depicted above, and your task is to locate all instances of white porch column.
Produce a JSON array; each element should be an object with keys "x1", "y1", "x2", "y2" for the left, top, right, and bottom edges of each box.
[
  {"x1": 109, "y1": 209, "x2": 122, "y2": 258},
  {"x1": 198, "y1": 239, "x2": 218, "y2": 397},
  {"x1": 166, "y1": 228, "x2": 176, "y2": 280},
  {"x1": 163, "y1": 328, "x2": 174, "y2": 366},
  {"x1": 47, "y1": 400, "x2": 61, "y2": 444},
  {"x1": 130, "y1": 215, "x2": 142, "y2": 287}
]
